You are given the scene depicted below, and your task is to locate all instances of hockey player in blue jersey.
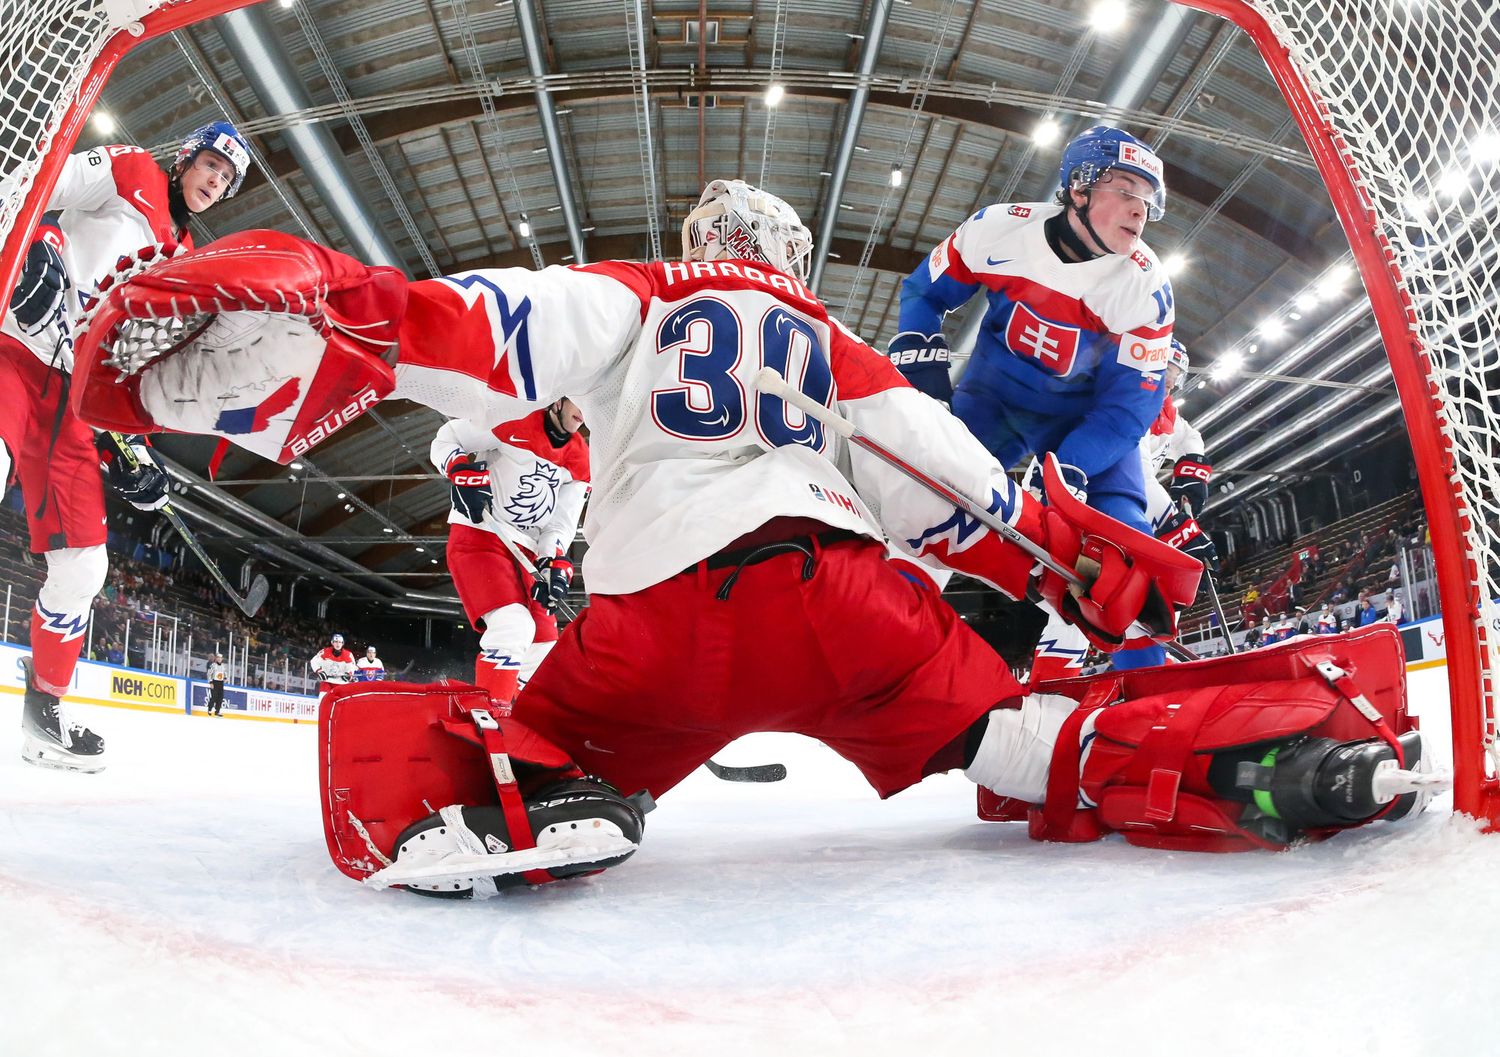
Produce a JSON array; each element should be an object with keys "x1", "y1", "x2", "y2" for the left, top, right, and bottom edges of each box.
[{"x1": 890, "y1": 124, "x2": 1175, "y2": 670}]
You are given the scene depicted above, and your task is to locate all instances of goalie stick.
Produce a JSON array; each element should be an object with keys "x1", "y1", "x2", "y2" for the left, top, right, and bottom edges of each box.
[
  {"x1": 107, "y1": 432, "x2": 271, "y2": 618},
  {"x1": 752, "y1": 369, "x2": 1196, "y2": 662}
]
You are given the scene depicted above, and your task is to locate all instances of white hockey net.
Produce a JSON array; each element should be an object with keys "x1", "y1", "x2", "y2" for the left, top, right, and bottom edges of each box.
[
  {"x1": 1185, "y1": 0, "x2": 1500, "y2": 819},
  {"x1": 0, "y1": 0, "x2": 117, "y2": 265}
]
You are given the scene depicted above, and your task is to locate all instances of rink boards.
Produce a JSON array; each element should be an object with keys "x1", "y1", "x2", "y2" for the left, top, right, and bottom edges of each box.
[{"x1": 0, "y1": 641, "x2": 317, "y2": 721}]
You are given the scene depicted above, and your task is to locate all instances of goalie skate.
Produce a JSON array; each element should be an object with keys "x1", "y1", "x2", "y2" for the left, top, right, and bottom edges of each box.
[{"x1": 19, "y1": 658, "x2": 105, "y2": 773}]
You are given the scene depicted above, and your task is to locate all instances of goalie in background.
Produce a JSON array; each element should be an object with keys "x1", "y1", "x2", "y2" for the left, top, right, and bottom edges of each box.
[
  {"x1": 0, "y1": 120, "x2": 249, "y2": 771},
  {"x1": 431, "y1": 398, "x2": 590, "y2": 705},
  {"x1": 65, "y1": 184, "x2": 1445, "y2": 899}
]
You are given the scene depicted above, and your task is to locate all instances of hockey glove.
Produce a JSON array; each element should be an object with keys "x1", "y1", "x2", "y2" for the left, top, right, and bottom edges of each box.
[
  {"x1": 9, "y1": 218, "x2": 69, "y2": 336},
  {"x1": 445, "y1": 454, "x2": 493, "y2": 524},
  {"x1": 1155, "y1": 506, "x2": 1219, "y2": 576},
  {"x1": 1031, "y1": 460, "x2": 1087, "y2": 505},
  {"x1": 1169, "y1": 454, "x2": 1211, "y2": 517},
  {"x1": 886, "y1": 331, "x2": 954, "y2": 405},
  {"x1": 96, "y1": 432, "x2": 170, "y2": 510},
  {"x1": 530, "y1": 557, "x2": 573, "y2": 612}
]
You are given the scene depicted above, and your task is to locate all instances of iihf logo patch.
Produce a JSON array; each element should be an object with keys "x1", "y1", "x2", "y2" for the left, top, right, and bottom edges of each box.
[{"x1": 503, "y1": 461, "x2": 560, "y2": 526}]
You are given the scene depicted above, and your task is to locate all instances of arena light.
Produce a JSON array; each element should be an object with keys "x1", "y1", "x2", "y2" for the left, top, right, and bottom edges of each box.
[
  {"x1": 1210, "y1": 351, "x2": 1244, "y2": 382},
  {"x1": 336, "y1": 491, "x2": 346, "y2": 499},
  {"x1": 1162, "y1": 253, "x2": 1186, "y2": 277},
  {"x1": 1472, "y1": 128, "x2": 1500, "y2": 164},
  {"x1": 1314, "y1": 263, "x2": 1352, "y2": 300},
  {"x1": 517, "y1": 216, "x2": 531, "y2": 239},
  {"x1": 889, "y1": 167, "x2": 904, "y2": 188},
  {"x1": 290, "y1": 461, "x2": 304, "y2": 470},
  {"x1": 1032, "y1": 118, "x2": 1062, "y2": 147},
  {"x1": 91, "y1": 111, "x2": 115, "y2": 134},
  {"x1": 1088, "y1": 0, "x2": 1129, "y2": 32},
  {"x1": 764, "y1": 84, "x2": 785, "y2": 108},
  {"x1": 1294, "y1": 291, "x2": 1318, "y2": 311},
  {"x1": 1437, "y1": 167, "x2": 1469, "y2": 200},
  {"x1": 1258, "y1": 317, "x2": 1286, "y2": 340},
  {"x1": 415, "y1": 546, "x2": 425, "y2": 553},
  {"x1": 382, "y1": 527, "x2": 393, "y2": 534}
]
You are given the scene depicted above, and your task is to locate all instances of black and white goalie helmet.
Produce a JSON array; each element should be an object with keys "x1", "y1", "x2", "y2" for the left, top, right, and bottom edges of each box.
[{"x1": 682, "y1": 179, "x2": 814, "y2": 281}]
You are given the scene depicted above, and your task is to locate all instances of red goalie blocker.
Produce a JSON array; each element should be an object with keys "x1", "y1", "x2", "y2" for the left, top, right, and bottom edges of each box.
[
  {"x1": 979, "y1": 626, "x2": 1417, "y2": 850},
  {"x1": 70, "y1": 230, "x2": 408, "y2": 465},
  {"x1": 318, "y1": 682, "x2": 585, "y2": 881}
]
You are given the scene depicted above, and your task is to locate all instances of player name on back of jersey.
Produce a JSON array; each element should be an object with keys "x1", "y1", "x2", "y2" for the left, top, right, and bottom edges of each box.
[{"x1": 661, "y1": 260, "x2": 814, "y2": 301}]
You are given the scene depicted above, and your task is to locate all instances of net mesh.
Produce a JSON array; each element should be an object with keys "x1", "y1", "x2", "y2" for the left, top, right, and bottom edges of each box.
[
  {"x1": 0, "y1": 0, "x2": 114, "y2": 256},
  {"x1": 1224, "y1": 0, "x2": 1500, "y2": 782}
]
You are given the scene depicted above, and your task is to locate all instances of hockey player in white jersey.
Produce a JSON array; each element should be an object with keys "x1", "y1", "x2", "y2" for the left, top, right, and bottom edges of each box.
[
  {"x1": 68, "y1": 183, "x2": 1441, "y2": 895},
  {"x1": 310, "y1": 633, "x2": 358, "y2": 692},
  {"x1": 431, "y1": 398, "x2": 590, "y2": 703},
  {"x1": 355, "y1": 646, "x2": 385, "y2": 681},
  {"x1": 0, "y1": 121, "x2": 250, "y2": 771}
]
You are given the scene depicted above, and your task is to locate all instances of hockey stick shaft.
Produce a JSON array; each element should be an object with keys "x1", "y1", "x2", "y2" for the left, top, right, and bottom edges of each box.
[
  {"x1": 493, "y1": 531, "x2": 580, "y2": 622},
  {"x1": 106, "y1": 433, "x2": 268, "y2": 617},
  {"x1": 1182, "y1": 498, "x2": 1237, "y2": 655},
  {"x1": 752, "y1": 369, "x2": 1195, "y2": 662}
]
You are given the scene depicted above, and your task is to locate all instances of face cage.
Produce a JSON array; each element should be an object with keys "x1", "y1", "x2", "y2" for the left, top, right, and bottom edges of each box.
[{"x1": 685, "y1": 207, "x2": 811, "y2": 282}]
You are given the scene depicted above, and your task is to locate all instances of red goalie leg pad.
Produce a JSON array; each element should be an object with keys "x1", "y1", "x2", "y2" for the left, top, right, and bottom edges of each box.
[
  {"x1": 1026, "y1": 626, "x2": 1412, "y2": 852},
  {"x1": 318, "y1": 682, "x2": 585, "y2": 881},
  {"x1": 71, "y1": 231, "x2": 406, "y2": 463}
]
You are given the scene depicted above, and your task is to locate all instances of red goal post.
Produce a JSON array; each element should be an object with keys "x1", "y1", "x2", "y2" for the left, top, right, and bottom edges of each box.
[{"x1": 2, "y1": 0, "x2": 1498, "y2": 823}]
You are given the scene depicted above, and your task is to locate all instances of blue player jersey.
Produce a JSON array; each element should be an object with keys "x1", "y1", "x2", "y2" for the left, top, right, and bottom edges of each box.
[{"x1": 896, "y1": 203, "x2": 1174, "y2": 477}]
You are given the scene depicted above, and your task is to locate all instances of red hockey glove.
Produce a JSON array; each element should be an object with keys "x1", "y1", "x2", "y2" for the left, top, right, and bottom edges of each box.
[
  {"x1": 70, "y1": 230, "x2": 407, "y2": 465},
  {"x1": 1031, "y1": 455, "x2": 1202, "y2": 651}
]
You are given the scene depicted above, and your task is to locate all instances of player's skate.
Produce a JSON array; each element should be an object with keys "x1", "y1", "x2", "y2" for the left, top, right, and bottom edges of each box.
[{"x1": 19, "y1": 658, "x2": 105, "y2": 773}]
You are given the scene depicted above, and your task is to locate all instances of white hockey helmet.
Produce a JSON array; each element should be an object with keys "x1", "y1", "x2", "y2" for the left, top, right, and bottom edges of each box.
[
  {"x1": 682, "y1": 179, "x2": 814, "y2": 281},
  {"x1": 331, "y1": 633, "x2": 345, "y2": 646},
  {"x1": 1168, "y1": 338, "x2": 1189, "y2": 373}
]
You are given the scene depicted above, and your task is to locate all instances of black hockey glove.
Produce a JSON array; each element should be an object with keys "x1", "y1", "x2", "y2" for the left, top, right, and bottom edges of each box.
[
  {"x1": 9, "y1": 218, "x2": 69, "y2": 336},
  {"x1": 531, "y1": 557, "x2": 573, "y2": 612},
  {"x1": 886, "y1": 331, "x2": 953, "y2": 405},
  {"x1": 96, "y1": 433, "x2": 169, "y2": 511},
  {"x1": 1169, "y1": 453, "x2": 1212, "y2": 518},
  {"x1": 445, "y1": 453, "x2": 493, "y2": 524},
  {"x1": 1155, "y1": 506, "x2": 1219, "y2": 576}
]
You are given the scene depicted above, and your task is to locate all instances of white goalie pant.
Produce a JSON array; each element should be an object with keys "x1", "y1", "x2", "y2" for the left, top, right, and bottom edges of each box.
[{"x1": 964, "y1": 694, "x2": 1084, "y2": 804}]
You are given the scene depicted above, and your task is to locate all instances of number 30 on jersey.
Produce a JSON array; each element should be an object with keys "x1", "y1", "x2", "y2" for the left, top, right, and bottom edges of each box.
[{"x1": 650, "y1": 297, "x2": 834, "y2": 451}]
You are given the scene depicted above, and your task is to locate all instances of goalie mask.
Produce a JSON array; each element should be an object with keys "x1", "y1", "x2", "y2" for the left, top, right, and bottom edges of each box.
[{"x1": 682, "y1": 179, "x2": 813, "y2": 282}]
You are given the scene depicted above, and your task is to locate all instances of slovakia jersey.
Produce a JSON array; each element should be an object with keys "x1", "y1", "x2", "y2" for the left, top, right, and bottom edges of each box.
[
  {"x1": 430, "y1": 407, "x2": 591, "y2": 560},
  {"x1": 896, "y1": 202, "x2": 1174, "y2": 476},
  {"x1": 355, "y1": 656, "x2": 385, "y2": 681},
  {"x1": 391, "y1": 258, "x2": 1040, "y2": 600},
  {"x1": 2, "y1": 145, "x2": 189, "y2": 371},
  {"x1": 1143, "y1": 397, "x2": 1205, "y2": 475}
]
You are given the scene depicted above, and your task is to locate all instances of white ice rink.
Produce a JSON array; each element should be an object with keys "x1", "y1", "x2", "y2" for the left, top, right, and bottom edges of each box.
[{"x1": 3, "y1": 666, "x2": 1498, "y2": 1057}]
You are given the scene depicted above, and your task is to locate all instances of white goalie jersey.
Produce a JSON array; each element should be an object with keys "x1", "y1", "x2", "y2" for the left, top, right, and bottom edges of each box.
[
  {"x1": 390, "y1": 258, "x2": 1038, "y2": 599},
  {"x1": 430, "y1": 407, "x2": 591, "y2": 560}
]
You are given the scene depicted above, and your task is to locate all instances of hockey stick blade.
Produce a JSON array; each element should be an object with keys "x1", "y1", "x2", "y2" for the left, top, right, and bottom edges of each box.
[
  {"x1": 242, "y1": 574, "x2": 271, "y2": 618},
  {"x1": 705, "y1": 759, "x2": 787, "y2": 783},
  {"x1": 751, "y1": 368, "x2": 1196, "y2": 662}
]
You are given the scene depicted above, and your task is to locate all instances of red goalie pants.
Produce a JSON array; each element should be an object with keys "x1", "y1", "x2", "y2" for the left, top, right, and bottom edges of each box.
[
  {"x1": 0, "y1": 338, "x2": 108, "y2": 552},
  {"x1": 514, "y1": 530, "x2": 1021, "y2": 800}
]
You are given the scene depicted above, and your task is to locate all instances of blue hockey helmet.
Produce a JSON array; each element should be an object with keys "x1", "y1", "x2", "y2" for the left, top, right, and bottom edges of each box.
[
  {"x1": 1058, "y1": 125, "x2": 1166, "y2": 221},
  {"x1": 173, "y1": 121, "x2": 252, "y2": 198}
]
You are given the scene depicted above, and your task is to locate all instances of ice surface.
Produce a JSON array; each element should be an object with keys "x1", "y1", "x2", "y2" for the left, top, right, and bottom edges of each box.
[{"x1": 2, "y1": 667, "x2": 1497, "y2": 1056}]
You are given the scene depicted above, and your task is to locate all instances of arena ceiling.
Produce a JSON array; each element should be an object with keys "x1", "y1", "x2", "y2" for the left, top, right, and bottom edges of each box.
[{"x1": 75, "y1": 0, "x2": 1414, "y2": 615}]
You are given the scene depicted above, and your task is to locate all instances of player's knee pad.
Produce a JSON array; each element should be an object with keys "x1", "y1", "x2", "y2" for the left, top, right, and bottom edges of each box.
[
  {"x1": 318, "y1": 682, "x2": 646, "y2": 897},
  {"x1": 38, "y1": 545, "x2": 108, "y2": 616},
  {"x1": 1015, "y1": 626, "x2": 1439, "y2": 852},
  {"x1": 478, "y1": 604, "x2": 535, "y2": 667},
  {"x1": 518, "y1": 639, "x2": 555, "y2": 691}
]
